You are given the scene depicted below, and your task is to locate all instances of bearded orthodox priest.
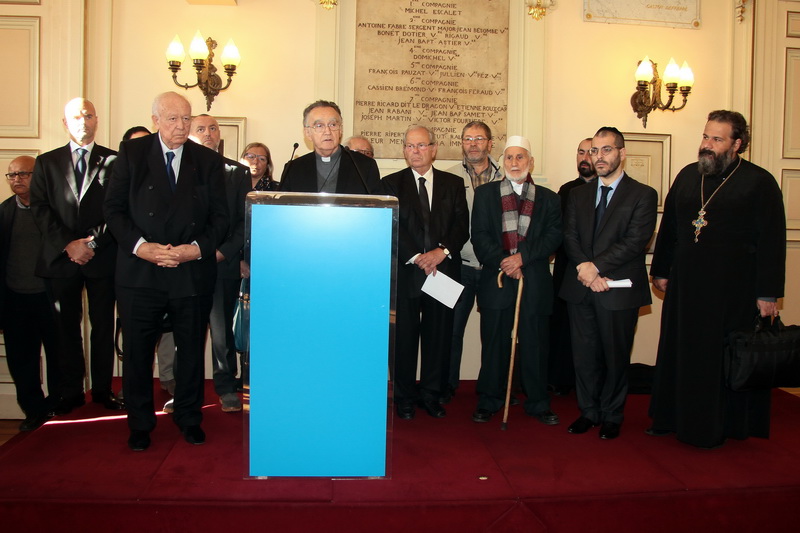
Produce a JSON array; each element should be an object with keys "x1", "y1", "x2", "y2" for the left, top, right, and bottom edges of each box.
[{"x1": 648, "y1": 110, "x2": 786, "y2": 449}]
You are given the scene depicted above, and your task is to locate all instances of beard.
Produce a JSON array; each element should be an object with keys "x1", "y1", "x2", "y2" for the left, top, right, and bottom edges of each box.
[
  {"x1": 697, "y1": 148, "x2": 735, "y2": 175},
  {"x1": 578, "y1": 162, "x2": 595, "y2": 178}
]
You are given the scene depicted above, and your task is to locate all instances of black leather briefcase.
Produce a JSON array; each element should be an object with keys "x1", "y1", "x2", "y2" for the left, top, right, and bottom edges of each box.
[{"x1": 725, "y1": 315, "x2": 800, "y2": 391}]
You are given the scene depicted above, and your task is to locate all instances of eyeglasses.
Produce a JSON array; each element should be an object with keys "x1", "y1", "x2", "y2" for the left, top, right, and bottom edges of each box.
[
  {"x1": 404, "y1": 143, "x2": 434, "y2": 151},
  {"x1": 306, "y1": 122, "x2": 341, "y2": 132},
  {"x1": 588, "y1": 146, "x2": 621, "y2": 156},
  {"x1": 5, "y1": 171, "x2": 33, "y2": 180},
  {"x1": 462, "y1": 136, "x2": 490, "y2": 144},
  {"x1": 243, "y1": 153, "x2": 268, "y2": 163},
  {"x1": 351, "y1": 149, "x2": 374, "y2": 157}
]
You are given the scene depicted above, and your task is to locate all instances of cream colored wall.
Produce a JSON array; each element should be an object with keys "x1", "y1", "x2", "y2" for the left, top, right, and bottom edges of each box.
[{"x1": 106, "y1": 0, "x2": 318, "y2": 164}]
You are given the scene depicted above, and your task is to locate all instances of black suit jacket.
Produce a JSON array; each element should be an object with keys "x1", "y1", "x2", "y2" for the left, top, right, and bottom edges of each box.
[
  {"x1": 559, "y1": 173, "x2": 657, "y2": 310},
  {"x1": 471, "y1": 180, "x2": 563, "y2": 314},
  {"x1": 30, "y1": 143, "x2": 117, "y2": 278},
  {"x1": 381, "y1": 167, "x2": 469, "y2": 297},
  {"x1": 103, "y1": 133, "x2": 229, "y2": 298},
  {"x1": 217, "y1": 157, "x2": 250, "y2": 280},
  {"x1": 278, "y1": 146, "x2": 381, "y2": 194}
]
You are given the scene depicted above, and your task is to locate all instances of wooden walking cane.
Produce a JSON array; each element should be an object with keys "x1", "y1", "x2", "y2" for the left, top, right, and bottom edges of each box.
[{"x1": 497, "y1": 271, "x2": 524, "y2": 431}]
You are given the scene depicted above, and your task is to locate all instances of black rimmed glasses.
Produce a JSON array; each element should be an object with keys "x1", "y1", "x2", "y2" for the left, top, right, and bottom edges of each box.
[{"x1": 5, "y1": 171, "x2": 33, "y2": 180}]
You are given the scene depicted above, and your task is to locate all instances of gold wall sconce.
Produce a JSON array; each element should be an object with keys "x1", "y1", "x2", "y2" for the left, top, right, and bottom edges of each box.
[
  {"x1": 166, "y1": 31, "x2": 241, "y2": 111},
  {"x1": 320, "y1": 0, "x2": 338, "y2": 9},
  {"x1": 631, "y1": 56, "x2": 694, "y2": 128},
  {"x1": 526, "y1": 1, "x2": 555, "y2": 20}
]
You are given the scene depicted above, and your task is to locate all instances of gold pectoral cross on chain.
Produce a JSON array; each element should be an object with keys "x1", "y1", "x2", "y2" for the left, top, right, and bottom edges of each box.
[{"x1": 692, "y1": 209, "x2": 707, "y2": 243}]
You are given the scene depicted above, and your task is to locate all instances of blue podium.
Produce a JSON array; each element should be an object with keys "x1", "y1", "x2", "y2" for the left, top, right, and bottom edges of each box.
[{"x1": 244, "y1": 192, "x2": 397, "y2": 478}]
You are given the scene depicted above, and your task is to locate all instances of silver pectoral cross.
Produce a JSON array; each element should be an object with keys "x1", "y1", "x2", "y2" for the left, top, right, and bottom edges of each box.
[{"x1": 692, "y1": 209, "x2": 707, "y2": 243}]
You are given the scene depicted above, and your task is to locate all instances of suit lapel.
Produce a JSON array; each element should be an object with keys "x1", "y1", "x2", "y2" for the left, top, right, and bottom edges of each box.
[
  {"x1": 81, "y1": 148, "x2": 105, "y2": 202},
  {"x1": 148, "y1": 137, "x2": 174, "y2": 205},
  {"x1": 404, "y1": 168, "x2": 426, "y2": 235},
  {"x1": 595, "y1": 173, "x2": 629, "y2": 236},
  {"x1": 577, "y1": 182, "x2": 596, "y2": 244},
  {"x1": 59, "y1": 144, "x2": 81, "y2": 201}
]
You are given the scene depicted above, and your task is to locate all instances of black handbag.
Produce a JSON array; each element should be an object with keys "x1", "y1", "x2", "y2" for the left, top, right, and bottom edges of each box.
[
  {"x1": 232, "y1": 279, "x2": 249, "y2": 353},
  {"x1": 725, "y1": 315, "x2": 800, "y2": 391}
]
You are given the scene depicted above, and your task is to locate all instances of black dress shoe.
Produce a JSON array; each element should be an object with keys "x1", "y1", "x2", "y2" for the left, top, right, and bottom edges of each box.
[
  {"x1": 128, "y1": 430, "x2": 151, "y2": 451},
  {"x1": 567, "y1": 416, "x2": 598, "y2": 434},
  {"x1": 439, "y1": 385, "x2": 456, "y2": 405},
  {"x1": 182, "y1": 425, "x2": 206, "y2": 445},
  {"x1": 599, "y1": 422, "x2": 621, "y2": 440},
  {"x1": 532, "y1": 409, "x2": 559, "y2": 425},
  {"x1": 396, "y1": 403, "x2": 415, "y2": 420},
  {"x1": 19, "y1": 412, "x2": 53, "y2": 432},
  {"x1": 50, "y1": 395, "x2": 86, "y2": 415},
  {"x1": 472, "y1": 408, "x2": 493, "y2": 423},
  {"x1": 419, "y1": 399, "x2": 446, "y2": 418},
  {"x1": 644, "y1": 427, "x2": 673, "y2": 437},
  {"x1": 508, "y1": 394, "x2": 520, "y2": 406},
  {"x1": 93, "y1": 392, "x2": 126, "y2": 411}
]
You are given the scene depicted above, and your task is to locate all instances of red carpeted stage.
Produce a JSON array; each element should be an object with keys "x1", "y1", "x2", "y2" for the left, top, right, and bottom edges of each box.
[{"x1": 1, "y1": 380, "x2": 799, "y2": 532}]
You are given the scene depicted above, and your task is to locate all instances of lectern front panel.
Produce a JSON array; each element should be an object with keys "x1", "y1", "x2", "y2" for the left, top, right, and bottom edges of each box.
[{"x1": 245, "y1": 192, "x2": 397, "y2": 478}]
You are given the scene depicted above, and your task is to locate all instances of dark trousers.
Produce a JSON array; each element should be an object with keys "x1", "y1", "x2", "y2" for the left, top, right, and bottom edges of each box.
[
  {"x1": 448, "y1": 264, "x2": 481, "y2": 389},
  {"x1": 209, "y1": 276, "x2": 239, "y2": 396},
  {"x1": 548, "y1": 296, "x2": 575, "y2": 391},
  {"x1": 568, "y1": 293, "x2": 639, "y2": 425},
  {"x1": 477, "y1": 304, "x2": 550, "y2": 415},
  {"x1": 45, "y1": 273, "x2": 115, "y2": 400},
  {"x1": 393, "y1": 291, "x2": 453, "y2": 404},
  {"x1": 3, "y1": 289, "x2": 60, "y2": 417},
  {"x1": 116, "y1": 286, "x2": 212, "y2": 432}
]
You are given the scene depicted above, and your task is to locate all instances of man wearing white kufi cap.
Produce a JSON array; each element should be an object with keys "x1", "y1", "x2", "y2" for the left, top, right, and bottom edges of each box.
[{"x1": 470, "y1": 135, "x2": 563, "y2": 425}]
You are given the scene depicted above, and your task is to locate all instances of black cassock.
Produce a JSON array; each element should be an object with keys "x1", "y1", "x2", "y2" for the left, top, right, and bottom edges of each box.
[{"x1": 649, "y1": 156, "x2": 786, "y2": 448}]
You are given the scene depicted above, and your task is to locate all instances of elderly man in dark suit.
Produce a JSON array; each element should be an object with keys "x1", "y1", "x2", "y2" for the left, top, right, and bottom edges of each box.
[
  {"x1": 30, "y1": 97, "x2": 122, "y2": 414},
  {"x1": 382, "y1": 125, "x2": 469, "y2": 420},
  {"x1": 188, "y1": 113, "x2": 250, "y2": 413},
  {"x1": 470, "y1": 136, "x2": 563, "y2": 425},
  {"x1": 560, "y1": 126, "x2": 658, "y2": 440},
  {"x1": 279, "y1": 100, "x2": 380, "y2": 194},
  {"x1": 104, "y1": 91, "x2": 228, "y2": 451}
]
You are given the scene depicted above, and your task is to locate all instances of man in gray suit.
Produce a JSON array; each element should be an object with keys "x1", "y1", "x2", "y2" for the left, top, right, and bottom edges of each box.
[{"x1": 189, "y1": 114, "x2": 250, "y2": 412}]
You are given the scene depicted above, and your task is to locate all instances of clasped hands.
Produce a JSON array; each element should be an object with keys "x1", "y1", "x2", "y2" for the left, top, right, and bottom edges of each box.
[
  {"x1": 414, "y1": 248, "x2": 447, "y2": 276},
  {"x1": 65, "y1": 236, "x2": 95, "y2": 265},
  {"x1": 137, "y1": 242, "x2": 200, "y2": 267},
  {"x1": 500, "y1": 253, "x2": 523, "y2": 280},
  {"x1": 577, "y1": 261, "x2": 610, "y2": 292}
]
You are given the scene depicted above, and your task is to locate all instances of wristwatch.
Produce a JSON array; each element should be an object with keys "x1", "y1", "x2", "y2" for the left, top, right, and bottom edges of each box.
[
  {"x1": 86, "y1": 240, "x2": 98, "y2": 249},
  {"x1": 439, "y1": 245, "x2": 450, "y2": 256}
]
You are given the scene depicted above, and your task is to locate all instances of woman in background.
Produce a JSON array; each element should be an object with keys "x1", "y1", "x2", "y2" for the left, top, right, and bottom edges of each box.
[{"x1": 240, "y1": 142, "x2": 277, "y2": 191}]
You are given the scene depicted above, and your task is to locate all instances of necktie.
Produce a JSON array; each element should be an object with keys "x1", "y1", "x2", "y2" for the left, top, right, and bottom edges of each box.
[
  {"x1": 418, "y1": 177, "x2": 432, "y2": 252},
  {"x1": 594, "y1": 185, "x2": 612, "y2": 235},
  {"x1": 166, "y1": 151, "x2": 177, "y2": 193},
  {"x1": 74, "y1": 148, "x2": 87, "y2": 193}
]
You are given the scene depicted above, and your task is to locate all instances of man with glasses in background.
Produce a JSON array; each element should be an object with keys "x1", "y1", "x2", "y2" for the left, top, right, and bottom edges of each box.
[
  {"x1": 345, "y1": 136, "x2": 375, "y2": 159},
  {"x1": 443, "y1": 121, "x2": 503, "y2": 403},
  {"x1": 279, "y1": 100, "x2": 380, "y2": 194},
  {"x1": 382, "y1": 125, "x2": 469, "y2": 420},
  {"x1": 559, "y1": 127, "x2": 657, "y2": 440},
  {"x1": 1, "y1": 156, "x2": 60, "y2": 431}
]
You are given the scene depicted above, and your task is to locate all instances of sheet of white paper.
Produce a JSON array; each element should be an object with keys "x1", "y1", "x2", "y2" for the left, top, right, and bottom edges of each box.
[
  {"x1": 606, "y1": 279, "x2": 633, "y2": 288},
  {"x1": 421, "y1": 271, "x2": 465, "y2": 309}
]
